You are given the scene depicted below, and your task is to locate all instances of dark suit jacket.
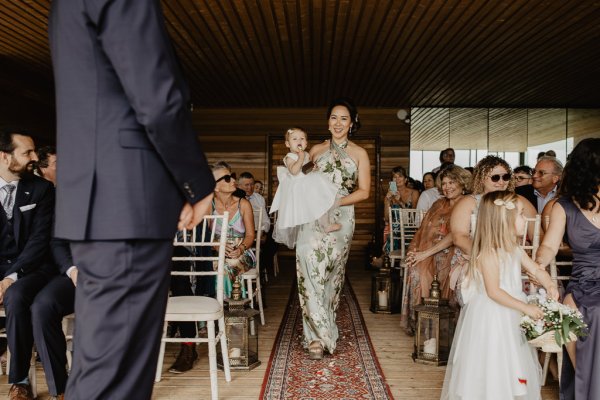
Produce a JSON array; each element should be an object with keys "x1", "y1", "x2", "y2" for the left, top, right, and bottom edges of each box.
[
  {"x1": 515, "y1": 184, "x2": 537, "y2": 211},
  {"x1": 1, "y1": 175, "x2": 55, "y2": 278},
  {"x1": 49, "y1": 0, "x2": 215, "y2": 241}
]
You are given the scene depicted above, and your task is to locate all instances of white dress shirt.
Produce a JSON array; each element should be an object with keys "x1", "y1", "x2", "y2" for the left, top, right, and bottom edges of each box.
[{"x1": 248, "y1": 192, "x2": 271, "y2": 233}]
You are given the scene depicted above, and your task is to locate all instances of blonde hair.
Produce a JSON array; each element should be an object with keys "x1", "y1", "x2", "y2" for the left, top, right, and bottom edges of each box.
[
  {"x1": 467, "y1": 190, "x2": 519, "y2": 281},
  {"x1": 284, "y1": 126, "x2": 307, "y2": 142}
]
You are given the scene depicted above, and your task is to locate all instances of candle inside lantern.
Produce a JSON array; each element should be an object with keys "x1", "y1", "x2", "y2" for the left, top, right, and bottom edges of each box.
[
  {"x1": 378, "y1": 290, "x2": 388, "y2": 308},
  {"x1": 423, "y1": 338, "x2": 437, "y2": 354},
  {"x1": 229, "y1": 347, "x2": 241, "y2": 358}
]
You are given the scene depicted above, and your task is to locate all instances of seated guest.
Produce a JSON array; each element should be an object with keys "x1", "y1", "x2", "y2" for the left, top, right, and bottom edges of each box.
[
  {"x1": 516, "y1": 156, "x2": 563, "y2": 213},
  {"x1": 400, "y1": 166, "x2": 471, "y2": 333},
  {"x1": 238, "y1": 171, "x2": 273, "y2": 283},
  {"x1": 254, "y1": 180, "x2": 264, "y2": 196},
  {"x1": 0, "y1": 129, "x2": 55, "y2": 400},
  {"x1": 212, "y1": 163, "x2": 255, "y2": 297},
  {"x1": 30, "y1": 148, "x2": 75, "y2": 400},
  {"x1": 416, "y1": 171, "x2": 444, "y2": 214},
  {"x1": 34, "y1": 146, "x2": 57, "y2": 185},
  {"x1": 238, "y1": 172, "x2": 270, "y2": 235},
  {"x1": 383, "y1": 166, "x2": 420, "y2": 254},
  {"x1": 422, "y1": 172, "x2": 436, "y2": 190},
  {"x1": 513, "y1": 165, "x2": 533, "y2": 187},
  {"x1": 31, "y1": 237, "x2": 75, "y2": 400}
]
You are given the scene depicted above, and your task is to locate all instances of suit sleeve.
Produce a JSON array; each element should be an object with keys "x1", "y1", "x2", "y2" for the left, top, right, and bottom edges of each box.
[
  {"x1": 86, "y1": 0, "x2": 214, "y2": 204},
  {"x1": 7, "y1": 181, "x2": 55, "y2": 278},
  {"x1": 51, "y1": 237, "x2": 74, "y2": 275}
]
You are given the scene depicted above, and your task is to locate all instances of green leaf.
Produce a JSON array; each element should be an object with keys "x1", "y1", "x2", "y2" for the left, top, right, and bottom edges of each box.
[{"x1": 555, "y1": 330, "x2": 562, "y2": 346}]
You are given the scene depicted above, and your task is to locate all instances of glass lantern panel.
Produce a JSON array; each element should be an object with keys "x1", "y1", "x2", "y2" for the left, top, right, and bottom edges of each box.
[{"x1": 227, "y1": 321, "x2": 246, "y2": 356}]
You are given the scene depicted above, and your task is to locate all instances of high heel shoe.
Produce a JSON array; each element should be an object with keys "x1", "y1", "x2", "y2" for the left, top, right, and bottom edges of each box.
[{"x1": 308, "y1": 340, "x2": 324, "y2": 360}]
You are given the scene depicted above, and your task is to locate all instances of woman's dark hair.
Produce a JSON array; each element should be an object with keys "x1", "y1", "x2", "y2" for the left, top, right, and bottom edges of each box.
[
  {"x1": 559, "y1": 138, "x2": 600, "y2": 211},
  {"x1": 513, "y1": 165, "x2": 532, "y2": 175},
  {"x1": 423, "y1": 171, "x2": 436, "y2": 181},
  {"x1": 327, "y1": 97, "x2": 361, "y2": 137},
  {"x1": 390, "y1": 166, "x2": 408, "y2": 179}
]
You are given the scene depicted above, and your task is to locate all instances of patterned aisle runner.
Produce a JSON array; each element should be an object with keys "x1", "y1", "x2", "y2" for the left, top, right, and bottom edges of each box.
[{"x1": 260, "y1": 281, "x2": 394, "y2": 399}]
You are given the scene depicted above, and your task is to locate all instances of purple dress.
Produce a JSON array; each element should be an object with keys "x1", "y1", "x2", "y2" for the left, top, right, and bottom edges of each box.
[{"x1": 557, "y1": 197, "x2": 600, "y2": 400}]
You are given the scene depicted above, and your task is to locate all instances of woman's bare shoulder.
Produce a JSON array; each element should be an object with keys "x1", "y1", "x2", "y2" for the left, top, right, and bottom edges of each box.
[{"x1": 310, "y1": 140, "x2": 329, "y2": 156}]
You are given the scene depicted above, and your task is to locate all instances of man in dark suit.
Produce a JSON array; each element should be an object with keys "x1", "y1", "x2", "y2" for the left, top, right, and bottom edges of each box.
[
  {"x1": 49, "y1": 1, "x2": 215, "y2": 399},
  {"x1": 0, "y1": 129, "x2": 55, "y2": 400}
]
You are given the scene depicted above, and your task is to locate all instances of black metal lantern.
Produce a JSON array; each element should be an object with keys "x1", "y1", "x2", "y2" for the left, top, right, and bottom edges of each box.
[
  {"x1": 370, "y1": 255, "x2": 401, "y2": 314},
  {"x1": 413, "y1": 275, "x2": 456, "y2": 365},
  {"x1": 217, "y1": 280, "x2": 261, "y2": 371}
]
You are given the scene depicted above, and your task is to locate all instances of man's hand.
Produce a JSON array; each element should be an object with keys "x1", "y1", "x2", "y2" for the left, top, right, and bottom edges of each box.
[
  {"x1": 178, "y1": 193, "x2": 214, "y2": 231},
  {"x1": 0, "y1": 278, "x2": 15, "y2": 304},
  {"x1": 70, "y1": 268, "x2": 78, "y2": 287}
]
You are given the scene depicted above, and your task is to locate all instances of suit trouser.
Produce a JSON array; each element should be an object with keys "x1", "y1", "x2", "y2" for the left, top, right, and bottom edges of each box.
[
  {"x1": 65, "y1": 240, "x2": 172, "y2": 400},
  {"x1": 2, "y1": 269, "x2": 49, "y2": 384},
  {"x1": 31, "y1": 275, "x2": 75, "y2": 396}
]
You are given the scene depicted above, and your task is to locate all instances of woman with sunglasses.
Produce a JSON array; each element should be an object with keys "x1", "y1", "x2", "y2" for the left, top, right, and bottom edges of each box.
[
  {"x1": 449, "y1": 156, "x2": 537, "y2": 305},
  {"x1": 211, "y1": 162, "x2": 256, "y2": 298}
]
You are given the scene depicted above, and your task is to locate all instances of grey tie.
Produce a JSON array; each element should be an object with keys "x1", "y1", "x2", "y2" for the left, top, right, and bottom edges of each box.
[{"x1": 1, "y1": 184, "x2": 16, "y2": 219}]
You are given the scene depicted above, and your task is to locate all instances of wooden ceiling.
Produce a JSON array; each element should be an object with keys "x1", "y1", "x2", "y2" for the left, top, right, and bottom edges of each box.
[{"x1": 1, "y1": 0, "x2": 600, "y2": 116}]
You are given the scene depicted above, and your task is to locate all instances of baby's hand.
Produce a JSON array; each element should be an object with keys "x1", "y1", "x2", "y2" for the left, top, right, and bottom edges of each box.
[{"x1": 524, "y1": 304, "x2": 544, "y2": 320}]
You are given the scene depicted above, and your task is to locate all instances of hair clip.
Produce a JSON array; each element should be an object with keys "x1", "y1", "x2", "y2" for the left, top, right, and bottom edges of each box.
[{"x1": 493, "y1": 198, "x2": 516, "y2": 210}]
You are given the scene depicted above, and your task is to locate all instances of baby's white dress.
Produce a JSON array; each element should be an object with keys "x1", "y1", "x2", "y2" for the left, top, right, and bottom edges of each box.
[
  {"x1": 269, "y1": 152, "x2": 338, "y2": 248},
  {"x1": 441, "y1": 248, "x2": 542, "y2": 400}
]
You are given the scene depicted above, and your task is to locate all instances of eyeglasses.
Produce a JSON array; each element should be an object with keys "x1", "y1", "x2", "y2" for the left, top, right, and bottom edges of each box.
[
  {"x1": 531, "y1": 169, "x2": 554, "y2": 177},
  {"x1": 489, "y1": 173, "x2": 512, "y2": 182},
  {"x1": 215, "y1": 174, "x2": 233, "y2": 183},
  {"x1": 515, "y1": 175, "x2": 531, "y2": 182}
]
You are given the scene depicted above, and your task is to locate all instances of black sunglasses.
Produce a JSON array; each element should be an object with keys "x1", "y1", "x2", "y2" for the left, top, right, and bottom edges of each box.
[
  {"x1": 490, "y1": 173, "x2": 512, "y2": 182},
  {"x1": 215, "y1": 174, "x2": 233, "y2": 183}
]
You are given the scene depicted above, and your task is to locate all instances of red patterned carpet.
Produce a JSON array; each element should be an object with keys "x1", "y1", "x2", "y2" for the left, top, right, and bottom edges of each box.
[{"x1": 260, "y1": 281, "x2": 394, "y2": 399}]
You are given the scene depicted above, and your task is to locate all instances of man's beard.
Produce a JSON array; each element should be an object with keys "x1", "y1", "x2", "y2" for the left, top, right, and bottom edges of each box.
[{"x1": 9, "y1": 159, "x2": 35, "y2": 178}]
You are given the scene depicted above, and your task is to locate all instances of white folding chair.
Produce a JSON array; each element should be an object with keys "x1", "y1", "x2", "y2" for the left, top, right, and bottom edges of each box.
[
  {"x1": 0, "y1": 306, "x2": 37, "y2": 398},
  {"x1": 519, "y1": 215, "x2": 542, "y2": 294},
  {"x1": 242, "y1": 208, "x2": 265, "y2": 326},
  {"x1": 388, "y1": 208, "x2": 423, "y2": 318},
  {"x1": 155, "y1": 213, "x2": 231, "y2": 400}
]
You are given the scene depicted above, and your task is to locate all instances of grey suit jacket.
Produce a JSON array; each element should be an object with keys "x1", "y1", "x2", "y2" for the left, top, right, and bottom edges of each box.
[{"x1": 49, "y1": 0, "x2": 215, "y2": 241}]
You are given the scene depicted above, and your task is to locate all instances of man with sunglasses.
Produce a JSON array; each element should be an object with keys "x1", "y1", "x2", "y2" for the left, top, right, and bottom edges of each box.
[{"x1": 516, "y1": 156, "x2": 563, "y2": 213}]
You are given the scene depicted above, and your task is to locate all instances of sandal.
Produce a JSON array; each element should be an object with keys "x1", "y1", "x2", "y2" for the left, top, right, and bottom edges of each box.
[{"x1": 308, "y1": 340, "x2": 324, "y2": 360}]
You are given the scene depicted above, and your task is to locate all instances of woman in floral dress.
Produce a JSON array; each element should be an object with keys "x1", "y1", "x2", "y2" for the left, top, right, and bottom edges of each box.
[{"x1": 295, "y1": 98, "x2": 371, "y2": 359}]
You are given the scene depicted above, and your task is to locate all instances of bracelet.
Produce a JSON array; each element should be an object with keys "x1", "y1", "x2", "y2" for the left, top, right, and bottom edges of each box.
[{"x1": 238, "y1": 243, "x2": 247, "y2": 251}]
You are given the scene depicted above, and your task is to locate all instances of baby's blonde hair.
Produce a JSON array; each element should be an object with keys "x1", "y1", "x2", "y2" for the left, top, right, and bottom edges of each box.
[
  {"x1": 285, "y1": 126, "x2": 307, "y2": 142},
  {"x1": 467, "y1": 190, "x2": 520, "y2": 281}
]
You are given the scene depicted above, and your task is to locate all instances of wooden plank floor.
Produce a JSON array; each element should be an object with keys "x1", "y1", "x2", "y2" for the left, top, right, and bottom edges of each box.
[{"x1": 0, "y1": 255, "x2": 559, "y2": 399}]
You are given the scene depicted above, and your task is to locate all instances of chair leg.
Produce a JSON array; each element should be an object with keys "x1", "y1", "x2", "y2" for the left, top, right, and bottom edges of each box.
[
  {"x1": 29, "y1": 349, "x2": 37, "y2": 399},
  {"x1": 557, "y1": 351, "x2": 563, "y2": 385},
  {"x1": 207, "y1": 321, "x2": 219, "y2": 400},
  {"x1": 154, "y1": 321, "x2": 168, "y2": 383},
  {"x1": 541, "y1": 352, "x2": 551, "y2": 386},
  {"x1": 218, "y1": 316, "x2": 231, "y2": 382},
  {"x1": 400, "y1": 264, "x2": 410, "y2": 318},
  {"x1": 255, "y1": 279, "x2": 265, "y2": 326},
  {"x1": 273, "y1": 254, "x2": 279, "y2": 277}
]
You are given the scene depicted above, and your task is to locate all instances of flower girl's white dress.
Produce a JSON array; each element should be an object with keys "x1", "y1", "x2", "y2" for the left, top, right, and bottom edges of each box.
[
  {"x1": 441, "y1": 248, "x2": 541, "y2": 400},
  {"x1": 269, "y1": 152, "x2": 338, "y2": 248}
]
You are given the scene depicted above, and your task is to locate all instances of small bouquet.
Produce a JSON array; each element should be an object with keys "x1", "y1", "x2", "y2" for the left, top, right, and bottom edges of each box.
[{"x1": 520, "y1": 289, "x2": 588, "y2": 352}]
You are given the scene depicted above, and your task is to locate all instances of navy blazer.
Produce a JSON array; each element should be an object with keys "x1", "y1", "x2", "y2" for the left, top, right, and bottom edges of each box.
[
  {"x1": 1, "y1": 175, "x2": 55, "y2": 278},
  {"x1": 515, "y1": 184, "x2": 538, "y2": 211},
  {"x1": 49, "y1": 0, "x2": 215, "y2": 241}
]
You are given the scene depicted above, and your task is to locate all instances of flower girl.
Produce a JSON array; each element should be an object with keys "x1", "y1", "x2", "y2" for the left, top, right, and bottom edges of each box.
[
  {"x1": 441, "y1": 191, "x2": 558, "y2": 400},
  {"x1": 270, "y1": 127, "x2": 340, "y2": 248}
]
